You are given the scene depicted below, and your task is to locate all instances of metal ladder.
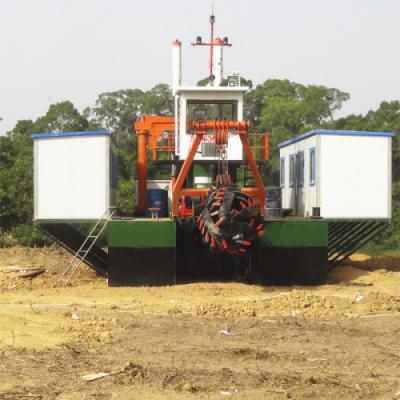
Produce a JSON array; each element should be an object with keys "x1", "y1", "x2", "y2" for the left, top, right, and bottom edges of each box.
[{"x1": 57, "y1": 207, "x2": 116, "y2": 285}]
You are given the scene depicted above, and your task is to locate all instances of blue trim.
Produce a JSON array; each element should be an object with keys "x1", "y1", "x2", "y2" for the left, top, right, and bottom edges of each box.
[
  {"x1": 309, "y1": 147, "x2": 316, "y2": 187},
  {"x1": 289, "y1": 154, "x2": 295, "y2": 188},
  {"x1": 279, "y1": 157, "x2": 285, "y2": 188},
  {"x1": 31, "y1": 130, "x2": 112, "y2": 139},
  {"x1": 298, "y1": 151, "x2": 304, "y2": 188},
  {"x1": 277, "y1": 129, "x2": 395, "y2": 149}
]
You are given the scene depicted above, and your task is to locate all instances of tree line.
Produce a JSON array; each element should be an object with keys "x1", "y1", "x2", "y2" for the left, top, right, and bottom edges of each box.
[{"x1": 0, "y1": 79, "x2": 398, "y2": 252}]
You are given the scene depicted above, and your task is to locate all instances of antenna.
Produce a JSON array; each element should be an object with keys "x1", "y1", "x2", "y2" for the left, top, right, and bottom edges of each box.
[{"x1": 191, "y1": 10, "x2": 232, "y2": 85}]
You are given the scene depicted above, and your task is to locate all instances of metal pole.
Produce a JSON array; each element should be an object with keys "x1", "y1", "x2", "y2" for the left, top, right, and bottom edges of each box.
[
  {"x1": 209, "y1": 15, "x2": 215, "y2": 83},
  {"x1": 136, "y1": 131, "x2": 148, "y2": 214}
]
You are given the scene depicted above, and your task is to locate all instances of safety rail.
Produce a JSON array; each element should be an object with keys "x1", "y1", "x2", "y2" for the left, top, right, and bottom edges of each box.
[
  {"x1": 150, "y1": 132, "x2": 268, "y2": 162},
  {"x1": 151, "y1": 133, "x2": 175, "y2": 160},
  {"x1": 248, "y1": 133, "x2": 269, "y2": 161}
]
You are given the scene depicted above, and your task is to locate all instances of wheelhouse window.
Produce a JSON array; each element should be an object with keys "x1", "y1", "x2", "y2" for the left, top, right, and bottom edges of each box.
[
  {"x1": 310, "y1": 147, "x2": 316, "y2": 186},
  {"x1": 280, "y1": 157, "x2": 285, "y2": 188},
  {"x1": 187, "y1": 100, "x2": 238, "y2": 122}
]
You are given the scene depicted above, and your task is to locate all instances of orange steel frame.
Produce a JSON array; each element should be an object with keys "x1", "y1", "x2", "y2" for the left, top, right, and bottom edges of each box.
[
  {"x1": 134, "y1": 116, "x2": 267, "y2": 218},
  {"x1": 172, "y1": 120, "x2": 265, "y2": 218},
  {"x1": 134, "y1": 115, "x2": 175, "y2": 214}
]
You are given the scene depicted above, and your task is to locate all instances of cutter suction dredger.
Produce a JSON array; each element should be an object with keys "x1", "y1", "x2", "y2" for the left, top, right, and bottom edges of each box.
[
  {"x1": 106, "y1": 15, "x2": 329, "y2": 286},
  {"x1": 33, "y1": 14, "x2": 390, "y2": 286}
]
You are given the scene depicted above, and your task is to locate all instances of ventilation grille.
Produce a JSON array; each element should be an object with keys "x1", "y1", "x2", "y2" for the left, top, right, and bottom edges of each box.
[{"x1": 201, "y1": 142, "x2": 216, "y2": 157}]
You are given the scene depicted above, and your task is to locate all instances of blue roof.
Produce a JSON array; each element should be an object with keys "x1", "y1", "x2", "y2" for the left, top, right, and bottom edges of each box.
[
  {"x1": 277, "y1": 129, "x2": 395, "y2": 149},
  {"x1": 31, "y1": 130, "x2": 112, "y2": 139}
]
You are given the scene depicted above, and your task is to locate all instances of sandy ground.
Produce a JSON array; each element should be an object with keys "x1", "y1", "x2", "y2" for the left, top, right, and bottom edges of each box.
[{"x1": 0, "y1": 248, "x2": 400, "y2": 399}]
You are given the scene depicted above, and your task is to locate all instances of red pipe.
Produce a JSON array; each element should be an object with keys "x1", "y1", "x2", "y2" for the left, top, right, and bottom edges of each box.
[{"x1": 193, "y1": 120, "x2": 250, "y2": 132}]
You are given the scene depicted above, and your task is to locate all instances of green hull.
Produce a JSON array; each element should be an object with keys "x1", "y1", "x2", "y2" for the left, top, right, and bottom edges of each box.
[{"x1": 107, "y1": 218, "x2": 328, "y2": 286}]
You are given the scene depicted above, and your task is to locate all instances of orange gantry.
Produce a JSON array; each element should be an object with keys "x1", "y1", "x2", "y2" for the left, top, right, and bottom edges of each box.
[{"x1": 134, "y1": 116, "x2": 268, "y2": 218}]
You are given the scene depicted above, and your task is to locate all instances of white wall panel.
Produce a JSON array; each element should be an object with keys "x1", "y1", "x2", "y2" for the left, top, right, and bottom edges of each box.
[
  {"x1": 320, "y1": 135, "x2": 391, "y2": 219},
  {"x1": 34, "y1": 134, "x2": 115, "y2": 220}
]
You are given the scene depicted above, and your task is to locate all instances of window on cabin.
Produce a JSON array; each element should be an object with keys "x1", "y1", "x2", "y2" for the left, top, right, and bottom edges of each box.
[
  {"x1": 289, "y1": 155, "x2": 295, "y2": 187},
  {"x1": 187, "y1": 100, "x2": 238, "y2": 122},
  {"x1": 280, "y1": 158, "x2": 285, "y2": 188},
  {"x1": 310, "y1": 147, "x2": 316, "y2": 186},
  {"x1": 298, "y1": 151, "x2": 304, "y2": 187}
]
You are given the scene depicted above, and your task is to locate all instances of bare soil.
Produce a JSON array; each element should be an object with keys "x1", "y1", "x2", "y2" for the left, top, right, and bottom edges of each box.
[{"x1": 0, "y1": 247, "x2": 400, "y2": 399}]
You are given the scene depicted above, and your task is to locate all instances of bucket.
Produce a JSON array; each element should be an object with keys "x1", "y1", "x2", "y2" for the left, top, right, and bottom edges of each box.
[{"x1": 146, "y1": 189, "x2": 169, "y2": 218}]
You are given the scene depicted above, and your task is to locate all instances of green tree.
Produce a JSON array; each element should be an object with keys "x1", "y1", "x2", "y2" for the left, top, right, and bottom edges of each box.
[
  {"x1": 85, "y1": 84, "x2": 173, "y2": 135},
  {"x1": 0, "y1": 119, "x2": 35, "y2": 231},
  {"x1": 9, "y1": 119, "x2": 35, "y2": 138},
  {"x1": 0, "y1": 135, "x2": 18, "y2": 229},
  {"x1": 334, "y1": 114, "x2": 367, "y2": 131},
  {"x1": 142, "y1": 84, "x2": 173, "y2": 115},
  {"x1": 33, "y1": 101, "x2": 88, "y2": 133},
  {"x1": 84, "y1": 89, "x2": 145, "y2": 134}
]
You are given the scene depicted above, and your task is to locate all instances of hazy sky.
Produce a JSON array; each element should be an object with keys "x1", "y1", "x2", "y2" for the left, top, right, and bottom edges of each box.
[{"x1": 1, "y1": 0, "x2": 400, "y2": 134}]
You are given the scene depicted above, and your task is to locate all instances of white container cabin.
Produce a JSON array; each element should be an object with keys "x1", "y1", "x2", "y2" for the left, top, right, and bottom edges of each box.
[
  {"x1": 278, "y1": 130, "x2": 394, "y2": 219},
  {"x1": 33, "y1": 130, "x2": 117, "y2": 220}
]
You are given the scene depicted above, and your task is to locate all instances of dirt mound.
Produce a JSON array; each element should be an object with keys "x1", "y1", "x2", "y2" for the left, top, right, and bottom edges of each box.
[
  {"x1": 1, "y1": 248, "x2": 400, "y2": 348},
  {"x1": 1, "y1": 248, "x2": 400, "y2": 399},
  {"x1": 0, "y1": 247, "x2": 99, "y2": 291}
]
